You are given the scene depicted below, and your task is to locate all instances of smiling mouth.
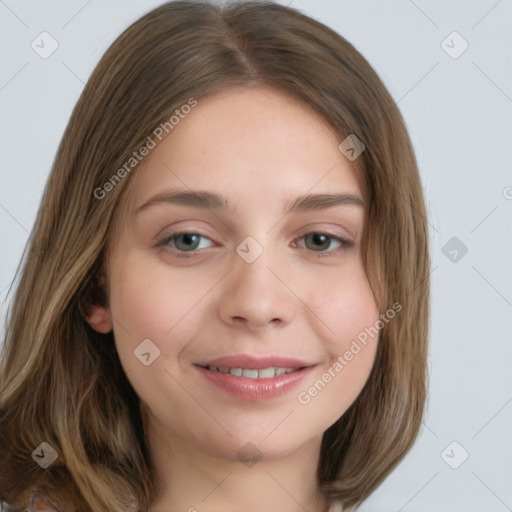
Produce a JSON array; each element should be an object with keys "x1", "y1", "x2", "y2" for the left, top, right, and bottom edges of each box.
[
  {"x1": 197, "y1": 365, "x2": 304, "y2": 379},
  {"x1": 194, "y1": 361, "x2": 316, "y2": 401}
]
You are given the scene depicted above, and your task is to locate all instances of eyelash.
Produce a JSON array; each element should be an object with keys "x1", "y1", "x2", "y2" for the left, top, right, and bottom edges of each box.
[{"x1": 155, "y1": 231, "x2": 353, "y2": 259}]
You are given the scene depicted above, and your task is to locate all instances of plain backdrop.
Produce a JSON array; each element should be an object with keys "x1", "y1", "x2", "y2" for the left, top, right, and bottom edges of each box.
[{"x1": 1, "y1": 1, "x2": 511, "y2": 511}]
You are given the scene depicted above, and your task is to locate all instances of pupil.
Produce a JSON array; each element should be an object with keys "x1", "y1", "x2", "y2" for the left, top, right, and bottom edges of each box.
[
  {"x1": 177, "y1": 234, "x2": 199, "y2": 250},
  {"x1": 308, "y1": 233, "x2": 329, "y2": 251}
]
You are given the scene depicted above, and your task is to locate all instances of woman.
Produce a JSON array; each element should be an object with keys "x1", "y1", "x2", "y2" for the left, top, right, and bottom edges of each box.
[{"x1": 0, "y1": 1, "x2": 430, "y2": 511}]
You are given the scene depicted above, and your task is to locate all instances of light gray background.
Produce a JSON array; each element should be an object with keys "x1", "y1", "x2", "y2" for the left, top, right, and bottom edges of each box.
[{"x1": 1, "y1": 1, "x2": 511, "y2": 511}]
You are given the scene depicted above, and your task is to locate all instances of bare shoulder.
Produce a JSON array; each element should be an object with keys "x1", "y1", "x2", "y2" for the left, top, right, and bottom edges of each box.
[
  {"x1": 328, "y1": 499, "x2": 345, "y2": 512},
  {"x1": 26, "y1": 495, "x2": 60, "y2": 512}
]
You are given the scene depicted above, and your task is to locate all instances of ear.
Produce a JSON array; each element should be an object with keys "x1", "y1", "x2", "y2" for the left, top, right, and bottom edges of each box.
[{"x1": 84, "y1": 304, "x2": 112, "y2": 333}]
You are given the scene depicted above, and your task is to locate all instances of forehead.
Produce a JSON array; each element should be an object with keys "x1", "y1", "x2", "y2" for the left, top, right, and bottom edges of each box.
[{"x1": 125, "y1": 85, "x2": 364, "y2": 215}]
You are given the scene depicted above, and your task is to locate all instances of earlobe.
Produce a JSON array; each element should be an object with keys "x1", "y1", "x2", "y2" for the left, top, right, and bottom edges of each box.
[{"x1": 84, "y1": 304, "x2": 112, "y2": 333}]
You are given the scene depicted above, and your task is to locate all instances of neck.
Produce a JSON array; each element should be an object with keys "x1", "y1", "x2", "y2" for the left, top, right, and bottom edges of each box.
[{"x1": 146, "y1": 415, "x2": 330, "y2": 512}]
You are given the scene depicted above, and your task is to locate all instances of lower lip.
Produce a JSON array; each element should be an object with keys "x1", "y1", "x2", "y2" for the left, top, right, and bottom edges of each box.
[{"x1": 195, "y1": 365, "x2": 316, "y2": 401}]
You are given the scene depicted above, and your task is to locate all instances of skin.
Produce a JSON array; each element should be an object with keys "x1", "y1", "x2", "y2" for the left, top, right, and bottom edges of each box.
[{"x1": 86, "y1": 86, "x2": 380, "y2": 512}]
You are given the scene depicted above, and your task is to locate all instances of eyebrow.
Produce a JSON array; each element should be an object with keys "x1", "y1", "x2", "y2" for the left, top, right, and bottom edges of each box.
[{"x1": 135, "y1": 189, "x2": 364, "y2": 215}]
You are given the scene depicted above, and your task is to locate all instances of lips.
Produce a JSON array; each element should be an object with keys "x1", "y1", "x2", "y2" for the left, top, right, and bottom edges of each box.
[
  {"x1": 194, "y1": 354, "x2": 317, "y2": 401},
  {"x1": 203, "y1": 366, "x2": 297, "y2": 379},
  {"x1": 198, "y1": 354, "x2": 313, "y2": 370}
]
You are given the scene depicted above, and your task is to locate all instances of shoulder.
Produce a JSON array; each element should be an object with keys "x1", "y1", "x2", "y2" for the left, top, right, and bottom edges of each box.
[
  {"x1": 328, "y1": 499, "x2": 345, "y2": 512},
  {"x1": 26, "y1": 495, "x2": 60, "y2": 512}
]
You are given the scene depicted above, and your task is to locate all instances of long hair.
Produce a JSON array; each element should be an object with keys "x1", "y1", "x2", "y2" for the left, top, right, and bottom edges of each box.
[{"x1": 0, "y1": 1, "x2": 430, "y2": 510}]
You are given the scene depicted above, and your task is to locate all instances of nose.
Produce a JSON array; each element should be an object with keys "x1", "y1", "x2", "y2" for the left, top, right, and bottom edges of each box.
[{"x1": 217, "y1": 246, "x2": 297, "y2": 333}]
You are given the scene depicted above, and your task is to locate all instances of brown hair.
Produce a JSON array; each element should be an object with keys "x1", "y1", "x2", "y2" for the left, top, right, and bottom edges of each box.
[{"x1": 0, "y1": 1, "x2": 429, "y2": 510}]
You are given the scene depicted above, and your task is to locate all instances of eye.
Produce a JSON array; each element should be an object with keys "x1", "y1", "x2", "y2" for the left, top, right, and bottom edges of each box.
[
  {"x1": 157, "y1": 232, "x2": 214, "y2": 255},
  {"x1": 155, "y1": 230, "x2": 352, "y2": 259},
  {"x1": 294, "y1": 232, "x2": 352, "y2": 256}
]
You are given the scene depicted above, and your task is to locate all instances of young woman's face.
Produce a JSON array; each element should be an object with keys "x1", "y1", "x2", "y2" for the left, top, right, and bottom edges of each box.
[{"x1": 101, "y1": 86, "x2": 379, "y2": 462}]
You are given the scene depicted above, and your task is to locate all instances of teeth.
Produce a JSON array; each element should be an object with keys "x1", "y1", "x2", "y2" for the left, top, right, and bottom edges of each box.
[
  {"x1": 258, "y1": 367, "x2": 275, "y2": 379},
  {"x1": 206, "y1": 366, "x2": 298, "y2": 378}
]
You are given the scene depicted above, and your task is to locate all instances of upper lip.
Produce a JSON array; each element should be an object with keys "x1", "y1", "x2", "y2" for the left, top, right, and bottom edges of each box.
[{"x1": 198, "y1": 354, "x2": 315, "y2": 370}]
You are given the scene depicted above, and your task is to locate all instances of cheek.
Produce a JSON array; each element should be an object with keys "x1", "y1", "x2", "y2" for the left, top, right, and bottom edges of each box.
[
  {"x1": 108, "y1": 254, "x2": 199, "y2": 371},
  {"x1": 303, "y1": 257, "x2": 379, "y2": 352},
  {"x1": 295, "y1": 260, "x2": 380, "y2": 416}
]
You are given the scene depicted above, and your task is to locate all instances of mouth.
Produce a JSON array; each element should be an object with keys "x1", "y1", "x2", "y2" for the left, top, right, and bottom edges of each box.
[
  {"x1": 194, "y1": 354, "x2": 316, "y2": 401},
  {"x1": 196, "y1": 364, "x2": 305, "y2": 379}
]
